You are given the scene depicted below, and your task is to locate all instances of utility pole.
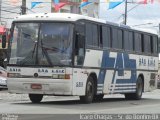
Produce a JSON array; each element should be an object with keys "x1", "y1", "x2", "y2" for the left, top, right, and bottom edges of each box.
[
  {"x1": 0, "y1": 0, "x2": 2, "y2": 25},
  {"x1": 124, "y1": 0, "x2": 127, "y2": 25},
  {"x1": 21, "y1": 0, "x2": 26, "y2": 15},
  {"x1": 51, "y1": 0, "x2": 54, "y2": 13},
  {"x1": 158, "y1": 23, "x2": 160, "y2": 53}
]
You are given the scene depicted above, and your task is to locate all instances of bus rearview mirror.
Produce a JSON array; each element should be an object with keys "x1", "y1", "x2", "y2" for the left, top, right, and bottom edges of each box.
[{"x1": 2, "y1": 35, "x2": 6, "y2": 48}]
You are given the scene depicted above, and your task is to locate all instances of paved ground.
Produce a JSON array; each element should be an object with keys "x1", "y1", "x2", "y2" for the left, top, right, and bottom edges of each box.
[{"x1": 0, "y1": 89, "x2": 160, "y2": 119}]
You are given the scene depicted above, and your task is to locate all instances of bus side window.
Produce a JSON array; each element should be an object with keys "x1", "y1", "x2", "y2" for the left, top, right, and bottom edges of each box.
[
  {"x1": 75, "y1": 33, "x2": 85, "y2": 65},
  {"x1": 75, "y1": 22, "x2": 85, "y2": 66},
  {"x1": 153, "y1": 36, "x2": 158, "y2": 54}
]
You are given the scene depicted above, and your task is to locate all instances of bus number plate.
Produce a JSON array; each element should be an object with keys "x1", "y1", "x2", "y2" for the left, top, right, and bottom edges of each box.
[{"x1": 31, "y1": 84, "x2": 42, "y2": 89}]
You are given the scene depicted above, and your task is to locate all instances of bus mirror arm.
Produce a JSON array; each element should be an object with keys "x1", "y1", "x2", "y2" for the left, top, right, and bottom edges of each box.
[{"x1": 2, "y1": 35, "x2": 6, "y2": 48}]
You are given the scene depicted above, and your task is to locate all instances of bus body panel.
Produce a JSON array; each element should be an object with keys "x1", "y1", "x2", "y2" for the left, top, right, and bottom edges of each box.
[
  {"x1": 7, "y1": 51, "x2": 158, "y2": 96},
  {"x1": 72, "y1": 68, "x2": 100, "y2": 95},
  {"x1": 7, "y1": 67, "x2": 73, "y2": 95},
  {"x1": 7, "y1": 78, "x2": 72, "y2": 95},
  {"x1": 81, "y1": 49, "x2": 158, "y2": 94}
]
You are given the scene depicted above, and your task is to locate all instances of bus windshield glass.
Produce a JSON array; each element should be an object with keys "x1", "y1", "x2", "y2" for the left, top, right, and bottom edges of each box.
[{"x1": 9, "y1": 22, "x2": 73, "y2": 66}]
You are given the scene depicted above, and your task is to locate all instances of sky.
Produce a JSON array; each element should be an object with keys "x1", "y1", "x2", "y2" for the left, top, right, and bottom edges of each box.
[
  {"x1": 99, "y1": 0, "x2": 160, "y2": 34},
  {"x1": 1, "y1": 0, "x2": 52, "y2": 27},
  {"x1": 1, "y1": 0, "x2": 160, "y2": 34}
]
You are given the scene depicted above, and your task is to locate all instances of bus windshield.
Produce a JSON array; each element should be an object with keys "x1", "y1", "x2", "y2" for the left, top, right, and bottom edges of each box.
[{"x1": 9, "y1": 22, "x2": 73, "y2": 66}]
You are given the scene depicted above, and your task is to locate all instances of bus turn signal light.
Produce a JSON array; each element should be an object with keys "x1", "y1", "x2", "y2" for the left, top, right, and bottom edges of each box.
[{"x1": 52, "y1": 74, "x2": 70, "y2": 79}]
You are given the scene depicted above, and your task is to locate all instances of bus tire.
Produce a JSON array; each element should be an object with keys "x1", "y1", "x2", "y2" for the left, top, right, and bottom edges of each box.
[
  {"x1": 29, "y1": 94, "x2": 43, "y2": 103},
  {"x1": 80, "y1": 76, "x2": 95, "y2": 104},
  {"x1": 94, "y1": 94, "x2": 104, "y2": 101},
  {"x1": 125, "y1": 77, "x2": 143, "y2": 100}
]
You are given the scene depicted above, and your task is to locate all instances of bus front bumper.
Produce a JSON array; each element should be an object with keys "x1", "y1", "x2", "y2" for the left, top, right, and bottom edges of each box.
[{"x1": 7, "y1": 78, "x2": 73, "y2": 95}]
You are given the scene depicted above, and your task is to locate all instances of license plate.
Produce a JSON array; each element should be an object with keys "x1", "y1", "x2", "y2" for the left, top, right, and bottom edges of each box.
[{"x1": 31, "y1": 84, "x2": 42, "y2": 89}]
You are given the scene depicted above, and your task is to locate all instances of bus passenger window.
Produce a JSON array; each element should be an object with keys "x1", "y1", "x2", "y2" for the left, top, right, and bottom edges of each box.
[
  {"x1": 144, "y1": 35, "x2": 151, "y2": 53},
  {"x1": 75, "y1": 33, "x2": 85, "y2": 66},
  {"x1": 75, "y1": 22, "x2": 85, "y2": 66},
  {"x1": 124, "y1": 31, "x2": 134, "y2": 51},
  {"x1": 102, "y1": 26, "x2": 111, "y2": 49},
  {"x1": 153, "y1": 36, "x2": 158, "y2": 54},
  {"x1": 134, "y1": 33, "x2": 142, "y2": 52},
  {"x1": 86, "y1": 23, "x2": 98, "y2": 48}
]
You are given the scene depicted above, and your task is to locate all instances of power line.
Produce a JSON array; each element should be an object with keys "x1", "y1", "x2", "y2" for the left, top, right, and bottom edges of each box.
[
  {"x1": 0, "y1": 16, "x2": 14, "y2": 19},
  {"x1": 2, "y1": 2, "x2": 20, "y2": 7},
  {"x1": 0, "y1": 0, "x2": 2, "y2": 24},
  {"x1": 115, "y1": 3, "x2": 140, "y2": 22},
  {"x1": 1, "y1": 7, "x2": 20, "y2": 11},
  {"x1": 132, "y1": 22, "x2": 153, "y2": 27},
  {"x1": 1, "y1": 9, "x2": 20, "y2": 14},
  {"x1": 21, "y1": 0, "x2": 26, "y2": 14}
]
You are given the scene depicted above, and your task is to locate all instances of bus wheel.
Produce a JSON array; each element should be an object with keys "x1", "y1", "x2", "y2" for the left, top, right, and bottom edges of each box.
[
  {"x1": 125, "y1": 77, "x2": 143, "y2": 100},
  {"x1": 29, "y1": 94, "x2": 43, "y2": 103},
  {"x1": 94, "y1": 94, "x2": 104, "y2": 101},
  {"x1": 80, "y1": 77, "x2": 95, "y2": 104}
]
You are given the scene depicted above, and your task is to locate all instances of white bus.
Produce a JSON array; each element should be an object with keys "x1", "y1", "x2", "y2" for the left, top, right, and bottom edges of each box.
[{"x1": 5, "y1": 13, "x2": 158, "y2": 103}]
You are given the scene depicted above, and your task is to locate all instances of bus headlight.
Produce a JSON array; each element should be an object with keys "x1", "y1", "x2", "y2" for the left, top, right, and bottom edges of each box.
[{"x1": 52, "y1": 74, "x2": 70, "y2": 79}]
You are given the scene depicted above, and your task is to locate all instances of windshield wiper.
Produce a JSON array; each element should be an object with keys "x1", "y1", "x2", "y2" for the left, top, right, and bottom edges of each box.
[
  {"x1": 40, "y1": 41, "x2": 65, "y2": 66},
  {"x1": 18, "y1": 41, "x2": 37, "y2": 66},
  {"x1": 41, "y1": 45, "x2": 53, "y2": 66},
  {"x1": 32, "y1": 41, "x2": 37, "y2": 58}
]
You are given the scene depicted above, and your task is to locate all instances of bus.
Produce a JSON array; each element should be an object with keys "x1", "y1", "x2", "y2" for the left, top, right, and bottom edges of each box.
[{"x1": 5, "y1": 13, "x2": 158, "y2": 103}]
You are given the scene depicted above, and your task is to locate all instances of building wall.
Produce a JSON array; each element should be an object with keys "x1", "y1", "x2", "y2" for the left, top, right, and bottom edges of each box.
[{"x1": 59, "y1": 0, "x2": 80, "y2": 13}]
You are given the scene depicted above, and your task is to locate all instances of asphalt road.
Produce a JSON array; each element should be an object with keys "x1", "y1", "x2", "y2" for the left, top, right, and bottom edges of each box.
[{"x1": 0, "y1": 89, "x2": 160, "y2": 120}]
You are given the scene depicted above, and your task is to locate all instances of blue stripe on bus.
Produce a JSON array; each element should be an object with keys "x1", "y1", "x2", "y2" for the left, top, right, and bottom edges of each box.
[
  {"x1": 97, "y1": 51, "x2": 108, "y2": 84},
  {"x1": 111, "y1": 53, "x2": 137, "y2": 84},
  {"x1": 110, "y1": 88, "x2": 136, "y2": 91},
  {"x1": 111, "y1": 52, "x2": 124, "y2": 84},
  {"x1": 112, "y1": 91, "x2": 136, "y2": 94},
  {"x1": 123, "y1": 53, "x2": 137, "y2": 83},
  {"x1": 110, "y1": 84, "x2": 136, "y2": 87},
  {"x1": 97, "y1": 51, "x2": 137, "y2": 93},
  {"x1": 98, "y1": 51, "x2": 115, "y2": 84}
]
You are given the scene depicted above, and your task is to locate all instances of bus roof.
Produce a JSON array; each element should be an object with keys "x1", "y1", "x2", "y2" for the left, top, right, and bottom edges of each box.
[
  {"x1": 14, "y1": 13, "x2": 106, "y2": 23},
  {"x1": 14, "y1": 13, "x2": 157, "y2": 36},
  {"x1": 131, "y1": 27, "x2": 158, "y2": 35}
]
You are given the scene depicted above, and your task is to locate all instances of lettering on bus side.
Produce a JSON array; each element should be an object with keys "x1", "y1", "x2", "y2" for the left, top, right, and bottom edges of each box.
[
  {"x1": 76, "y1": 82, "x2": 83, "y2": 87},
  {"x1": 139, "y1": 58, "x2": 155, "y2": 67},
  {"x1": 38, "y1": 69, "x2": 49, "y2": 73},
  {"x1": 52, "y1": 69, "x2": 65, "y2": 74},
  {"x1": 9, "y1": 68, "x2": 21, "y2": 72},
  {"x1": 38, "y1": 69, "x2": 65, "y2": 74}
]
